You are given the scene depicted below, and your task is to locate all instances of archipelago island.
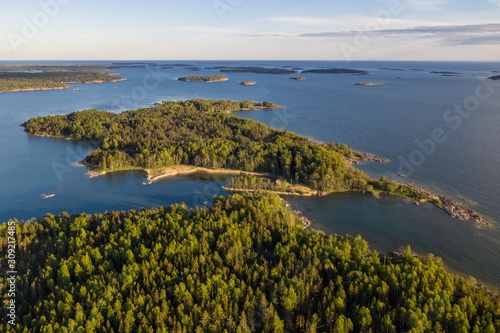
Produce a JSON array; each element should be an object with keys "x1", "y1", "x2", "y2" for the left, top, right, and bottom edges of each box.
[
  {"x1": 178, "y1": 75, "x2": 229, "y2": 83},
  {"x1": 22, "y1": 99, "x2": 488, "y2": 226}
]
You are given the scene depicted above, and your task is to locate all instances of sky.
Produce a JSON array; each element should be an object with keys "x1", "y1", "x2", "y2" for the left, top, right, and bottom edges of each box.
[{"x1": 1, "y1": 0, "x2": 500, "y2": 61}]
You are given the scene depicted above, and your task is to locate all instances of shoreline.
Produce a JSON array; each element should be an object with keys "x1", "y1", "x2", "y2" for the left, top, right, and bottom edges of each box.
[
  {"x1": 1, "y1": 86, "x2": 69, "y2": 94},
  {"x1": 0, "y1": 78, "x2": 126, "y2": 94},
  {"x1": 221, "y1": 186, "x2": 320, "y2": 197},
  {"x1": 83, "y1": 164, "x2": 492, "y2": 227},
  {"x1": 86, "y1": 165, "x2": 269, "y2": 181},
  {"x1": 147, "y1": 165, "x2": 267, "y2": 181}
]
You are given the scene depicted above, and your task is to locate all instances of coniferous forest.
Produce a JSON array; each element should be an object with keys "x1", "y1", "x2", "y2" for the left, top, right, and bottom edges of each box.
[
  {"x1": 1, "y1": 193, "x2": 499, "y2": 332},
  {"x1": 23, "y1": 99, "x2": 370, "y2": 193}
]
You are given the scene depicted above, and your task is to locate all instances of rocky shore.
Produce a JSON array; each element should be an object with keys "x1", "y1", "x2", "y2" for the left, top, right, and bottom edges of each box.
[
  {"x1": 405, "y1": 184, "x2": 490, "y2": 226},
  {"x1": 290, "y1": 208, "x2": 312, "y2": 229},
  {"x1": 357, "y1": 152, "x2": 390, "y2": 163},
  {"x1": 240, "y1": 81, "x2": 256, "y2": 86}
]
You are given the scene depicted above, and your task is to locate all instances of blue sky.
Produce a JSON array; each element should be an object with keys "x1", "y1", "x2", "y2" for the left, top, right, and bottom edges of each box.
[{"x1": 1, "y1": 0, "x2": 500, "y2": 60}]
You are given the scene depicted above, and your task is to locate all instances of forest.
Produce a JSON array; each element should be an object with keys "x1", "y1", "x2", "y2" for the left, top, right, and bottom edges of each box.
[
  {"x1": 23, "y1": 99, "x2": 371, "y2": 193},
  {"x1": 22, "y1": 99, "x2": 486, "y2": 223},
  {"x1": 0, "y1": 193, "x2": 498, "y2": 332}
]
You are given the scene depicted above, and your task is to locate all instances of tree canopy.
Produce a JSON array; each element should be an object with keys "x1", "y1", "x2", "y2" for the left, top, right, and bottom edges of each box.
[
  {"x1": 0, "y1": 193, "x2": 498, "y2": 332},
  {"x1": 23, "y1": 99, "x2": 370, "y2": 193}
]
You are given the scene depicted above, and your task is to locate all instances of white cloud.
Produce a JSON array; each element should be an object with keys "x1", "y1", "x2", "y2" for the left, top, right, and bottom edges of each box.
[
  {"x1": 489, "y1": 0, "x2": 500, "y2": 7},
  {"x1": 297, "y1": 23, "x2": 500, "y2": 46},
  {"x1": 266, "y1": 16, "x2": 338, "y2": 26},
  {"x1": 265, "y1": 15, "x2": 454, "y2": 32},
  {"x1": 404, "y1": 0, "x2": 455, "y2": 11}
]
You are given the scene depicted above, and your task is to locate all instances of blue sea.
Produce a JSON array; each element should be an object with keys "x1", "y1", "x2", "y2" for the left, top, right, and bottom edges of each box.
[{"x1": 1, "y1": 60, "x2": 499, "y2": 287}]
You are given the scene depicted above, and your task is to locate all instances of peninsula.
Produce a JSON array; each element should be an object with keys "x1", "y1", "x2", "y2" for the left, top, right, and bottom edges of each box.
[
  {"x1": 0, "y1": 64, "x2": 125, "y2": 93},
  {"x1": 22, "y1": 99, "x2": 488, "y2": 226}
]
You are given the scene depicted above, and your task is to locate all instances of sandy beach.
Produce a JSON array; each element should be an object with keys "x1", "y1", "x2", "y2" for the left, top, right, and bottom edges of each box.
[{"x1": 147, "y1": 165, "x2": 266, "y2": 181}]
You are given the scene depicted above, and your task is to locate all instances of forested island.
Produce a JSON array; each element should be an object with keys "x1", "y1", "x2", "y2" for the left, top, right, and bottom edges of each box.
[
  {"x1": 22, "y1": 99, "x2": 488, "y2": 225},
  {"x1": 0, "y1": 65, "x2": 125, "y2": 93},
  {"x1": 207, "y1": 66, "x2": 297, "y2": 74},
  {"x1": 1, "y1": 192, "x2": 498, "y2": 332},
  {"x1": 302, "y1": 68, "x2": 369, "y2": 75},
  {"x1": 430, "y1": 71, "x2": 459, "y2": 75},
  {"x1": 240, "y1": 81, "x2": 257, "y2": 86},
  {"x1": 178, "y1": 75, "x2": 229, "y2": 83}
]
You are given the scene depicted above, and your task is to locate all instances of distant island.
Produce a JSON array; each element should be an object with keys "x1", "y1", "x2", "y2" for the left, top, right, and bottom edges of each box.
[
  {"x1": 207, "y1": 66, "x2": 297, "y2": 74},
  {"x1": 239, "y1": 81, "x2": 256, "y2": 86},
  {"x1": 302, "y1": 68, "x2": 369, "y2": 75},
  {"x1": 487, "y1": 75, "x2": 500, "y2": 80},
  {"x1": 22, "y1": 99, "x2": 488, "y2": 226},
  {"x1": 289, "y1": 76, "x2": 306, "y2": 81},
  {"x1": 430, "y1": 71, "x2": 459, "y2": 75},
  {"x1": 355, "y1": 82, "x2": 385, "y2": 86},
  {"x1": 0, "y1": 64, "x2": 125, "y2": 93},
  {"x1": 178, "y1": 75, "x2": 229, "y2": 82}
]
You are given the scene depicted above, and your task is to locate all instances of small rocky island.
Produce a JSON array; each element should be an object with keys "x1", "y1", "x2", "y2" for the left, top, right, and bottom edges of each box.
[
  {"x1": 355, "y1": 82, "x2": 384, "y2": 86},
  {"x1": 240, "y1": 81, "x2": 256, "y2": 86},
  {"x1": 178, "y1": 75, "x2": 229, "y2": 83},
  {"x1": 487, "y1": 75, "x2": 500, "y2": 80},
  {"x1": 290, "y1": 76, "x2": 306, "y2": 81}
]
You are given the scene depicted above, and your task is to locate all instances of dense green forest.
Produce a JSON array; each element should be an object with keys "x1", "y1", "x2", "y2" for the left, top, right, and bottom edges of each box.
[
  {"x1": 0, "y1": 65, "x2": 124, "y2": 93},
  {"x1": 1, "y1": 193, "x2": 498, "y2": 332},
  {"x1": 23, "y1": 99, "x2": 370, "y2": 193},
  {"x1": 22, "y1": 99, "x2": 487, "y2": 223}
]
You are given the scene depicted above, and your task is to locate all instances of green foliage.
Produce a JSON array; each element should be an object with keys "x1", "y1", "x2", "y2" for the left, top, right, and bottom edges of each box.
[
  {"x1": 0, "y1": 193, "x2": 498, "y2": 332},
  {"x1": 23, "y1": 99, "x2": 370, "y2": 193}
]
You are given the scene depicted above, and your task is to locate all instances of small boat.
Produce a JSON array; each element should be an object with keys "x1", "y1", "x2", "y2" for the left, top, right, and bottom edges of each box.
[
  {"x1": 73, "y1": 88, "x2": 80, "y2": 92},
  {"x1": 41, "y1": 193, "x2": 56, "y2": 199},
  {"x1": 141, "y1": 180, "x2": 154, "y2": 185}
]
